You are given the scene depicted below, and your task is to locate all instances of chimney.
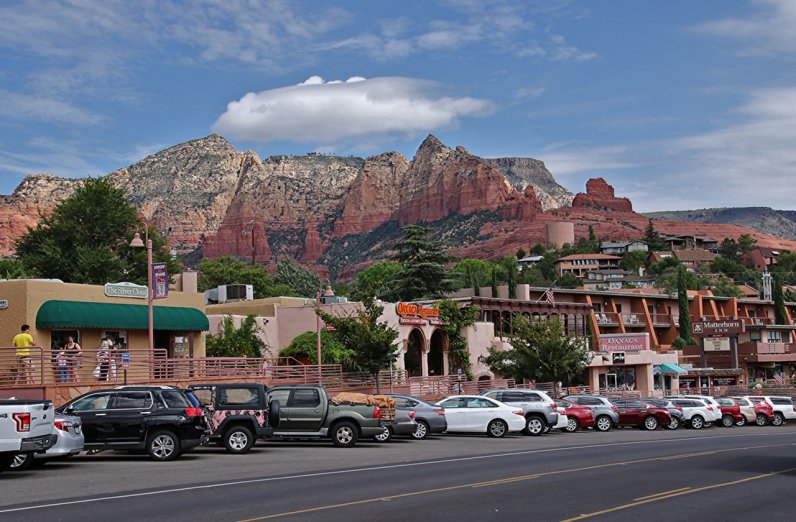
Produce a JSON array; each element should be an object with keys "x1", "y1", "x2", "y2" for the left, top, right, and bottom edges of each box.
[{"x1": 181, "y1": 271, "x2": 198, "y2": 293}]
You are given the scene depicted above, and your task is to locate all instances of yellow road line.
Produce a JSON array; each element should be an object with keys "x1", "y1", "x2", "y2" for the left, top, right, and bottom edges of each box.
[
  {"x1": 633, "y1": 487, "x2": 691, "y2": 500},
  {"x1": 237, "y1": 441, "x2": 796, "y2": 522},
  {"x1": 561, "y1": 467, "x2": 796, "y2": 522}
]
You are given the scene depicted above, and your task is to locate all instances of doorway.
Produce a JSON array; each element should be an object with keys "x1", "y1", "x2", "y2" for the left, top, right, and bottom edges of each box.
[{"x1": 404, "y1": 329, "x2": 424, "y2": 377}]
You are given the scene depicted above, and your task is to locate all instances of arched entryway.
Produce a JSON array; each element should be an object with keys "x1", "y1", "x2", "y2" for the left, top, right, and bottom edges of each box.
[
  {"x1": 428, "y1": 329, "x2": 448, "y2": 376},
  {"x1": 404, "y1": 328, "x2": 425, "y2": 377}
]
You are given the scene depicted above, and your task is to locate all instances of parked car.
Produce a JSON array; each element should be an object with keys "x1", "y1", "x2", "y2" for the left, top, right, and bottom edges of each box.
[
  {"x1": 665, "y1": 395, "x2": 721, "y2": 425},
  {"x1": 10, "y1": 412, "x2": 83, "y2": 470},
  {"x1": 643, "y1": 399, "x2": 684, "y2": 430},
  {"x1": 374, "y1": 409, "x2": 416, "y2": 442},
  {"x1": 389, "y1": 395, "x2": 447, "y2": 439},
  {"x1": 434, "y1": 395, "x2": 526, "y2": 437},
  {"x1": 610, "y1": 399, "x2": 671, "y2": 430},
  {"x1": 727, "y1": 396, "x2": 757, "y2": 426},
  {"x1": 556, "y1": 398, "x2": 595, "y2": 432},
  {"x1": 714, "y1": 397, "x2": 744, "y2": 427},
  {"x1": 188, "y1": 383, "x2": 274, "y2": 454},
  {"x1": 732, "y1": 396, "x2": 773, "y2": 426},
  {"x1": 668, "y1": 398, "x2": 713, "y2": 429},
  {"x1": 743, "y1": 396, "x2": 795, "y2": 426},
  {"x1": 562, "y1": 395, "x2": 620, "y2": 432},
  {"x1": 266, "y1": 386, "x2": 387, "y2": 448},
  {"x1": 59, "y1": 386, "x2": 207, "y2": 461},
  {"x1": 479, "y1": 389, "x2": 559, "y2": 436},
  {"x1": 0, "y1": 399, "x2": 57, "y2": 473}
]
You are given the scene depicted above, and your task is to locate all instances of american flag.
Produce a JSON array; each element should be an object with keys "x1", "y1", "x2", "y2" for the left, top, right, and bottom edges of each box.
[
  {"x1": 774, "y1": 371, "x2": 784, "y2": 385},
  {"x1": 544, "y1": 288, "x2": 556, "y2": 307}
]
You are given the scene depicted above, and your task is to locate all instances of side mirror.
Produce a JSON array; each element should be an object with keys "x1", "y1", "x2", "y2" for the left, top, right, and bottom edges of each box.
[{"x1": 63, "y1": 406, "x2": 75, "y2": 414}]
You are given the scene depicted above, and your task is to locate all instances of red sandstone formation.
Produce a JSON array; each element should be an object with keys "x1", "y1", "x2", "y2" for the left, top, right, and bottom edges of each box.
[{"x1": 572, "y1": 177, "x2": 633, "y2": 213}]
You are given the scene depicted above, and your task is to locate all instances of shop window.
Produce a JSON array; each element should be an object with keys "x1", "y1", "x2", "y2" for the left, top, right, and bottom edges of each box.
[
  {"x1": 101, "y1": 331, "x2": 128, "y2": 351},
  {"x1": 51, "y1": 330, "x2": 80, "y2": 351}
]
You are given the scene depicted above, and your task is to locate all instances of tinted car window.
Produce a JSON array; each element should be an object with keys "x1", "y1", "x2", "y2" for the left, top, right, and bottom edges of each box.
[
  {"x1": 483, "y1": 391, "x2": 499, "y2": 400},
  {"x1": 582, "y1": 398, "x2": 603, "y2": 406},
  {"x1": 71, "y1": 393, "x2": 111, "y2": 411},
  {"x1": 162, "y1": 390, "x2": 191, "y2": 408},
  {"x1": 219, "y1": 387, "x2": 260, "y2": 407},
  {"x1": 502, "y1": 392, "x2": 526, "y2": 402},
  {"x1": 268, "y1": 390, "x2": 291, "y2": 406},
  {"x1": 112, "y1": 392, "x2": 153, "y2": 409},
  {"x1": 770, "y1": 398, "x2": 792, "y2": 406},
  {"x1": 466, "y1": 398, "x2": 495, "y2": 408},
  {"x1": 524, "y1": 393, "x2": 543, "y2": 402},
  {"x1": 439, "y1": 398, "x2": 462, "y2": 409},
  {"x1": 734, "y1": 398, "x2": 750, "y2": 406},
  {"x1": 716, "y1": 398, "x2": 735, "y2": 407},
  {"x1": 290, "y1": 389, "x2": 321, "y2": 408}
]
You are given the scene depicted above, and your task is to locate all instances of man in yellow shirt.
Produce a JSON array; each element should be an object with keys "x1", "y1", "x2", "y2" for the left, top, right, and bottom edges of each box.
[{"x1": 12, "y1": 324, "x2": 35, "y2": 385}]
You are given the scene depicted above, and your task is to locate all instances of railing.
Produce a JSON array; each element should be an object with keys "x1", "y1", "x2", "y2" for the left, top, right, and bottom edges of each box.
[
  {"x1": 650, "y1": 314, "x2": 673, "y2": 327},
  {"x1": 621, "y1": 313, "x2": 646, "y2": 327},
  {"x1": 594, "y1": 312, "x2": 621, "y2": 326},
  {"x1": 408, "y1": 376, "x2": 515, "y2": 398},
  {"x1": 738, "y1": 342, "x2": 796, "y2": 355},
  {"x1": 0, "y1": 347, "x2": 46, "y2": 387},
  {"x1": 743, "y1": 317, "x2": 775, "y2": 326}
]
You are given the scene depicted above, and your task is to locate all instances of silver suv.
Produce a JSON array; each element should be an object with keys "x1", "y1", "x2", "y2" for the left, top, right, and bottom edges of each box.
[
  {"x1": 562, "y1": 395, "x2": 620, "y2": 432},
  {"x1": 479, "y1": 389, "x2": 559, "y2": 436}
]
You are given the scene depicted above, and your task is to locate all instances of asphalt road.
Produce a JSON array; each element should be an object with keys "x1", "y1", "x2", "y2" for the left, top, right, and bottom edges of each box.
[{"x1": 2, "y1": 425, "x2": 796, "y2": 521}]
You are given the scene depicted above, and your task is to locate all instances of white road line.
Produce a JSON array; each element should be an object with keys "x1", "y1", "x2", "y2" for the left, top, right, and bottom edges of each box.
[{"x1": 1, "y1": 430, "x2": 794, "y2": 514}]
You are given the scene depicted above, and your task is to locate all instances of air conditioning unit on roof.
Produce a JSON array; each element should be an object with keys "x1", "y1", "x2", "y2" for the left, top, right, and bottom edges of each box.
[{"x1": 217, "y1": 284, "x2": 253, "y2": 303}]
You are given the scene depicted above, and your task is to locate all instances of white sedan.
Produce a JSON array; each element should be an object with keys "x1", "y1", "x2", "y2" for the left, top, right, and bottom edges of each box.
[{"x1": 434, "y1": 395, "x2": 526, "y2": 437}]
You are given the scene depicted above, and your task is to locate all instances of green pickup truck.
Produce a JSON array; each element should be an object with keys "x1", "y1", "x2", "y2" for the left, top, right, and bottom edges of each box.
[{"x1": 266, "y1": 385, "x2": 387, "y2": 448}]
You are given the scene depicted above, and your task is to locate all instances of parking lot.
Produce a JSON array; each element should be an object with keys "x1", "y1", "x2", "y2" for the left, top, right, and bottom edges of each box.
[{"x1": 2, "y1": 424, "x2": 796, "y2": 521}]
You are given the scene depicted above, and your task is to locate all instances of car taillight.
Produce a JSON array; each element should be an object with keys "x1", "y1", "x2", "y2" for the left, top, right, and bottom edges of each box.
[
  {"x1": 676, "y1": 406, "x2": 683, "y2": 412},
  {"x1": 706, "y1": 406, "x2": 713, "y2": 411},
  {"x1": 54, "y1": 420, "x2": 74, "y2": 431},
  {"x1": 12, "y1": 412, "x2": 30, "y2": 432},
  {"x1": 185, "y1": 407, "x2": 204, "y2": 417},
  {"x1": 373, "y1": 405, "x2": 381, "y2": 419},
  {"x1": 611, "y1": 405, "x2": 619, "y2": 412},
  {"x1": 408, "y1": 411, "x2": 415, "y2": 420},
  {"x1": 513, "y1": 410, "x2": 524, "y2": 416},
  {"x1": 434, "y1": 407, "x2": 445, "y2": 416},
  {"x1": 550, "y1": 402, "x2": 557, "y2": 409}
]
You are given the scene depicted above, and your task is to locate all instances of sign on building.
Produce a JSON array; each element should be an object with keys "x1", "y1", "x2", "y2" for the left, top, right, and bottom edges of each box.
[
  {"x1": 598, "y1": 333, "x2": 650, "y2": 352},
  {"x1": 396, "y1": 302, "x2": 441, "y2": 326},
  {"x1": 104, "y1": 282, "x2": 148, "y2": 299},
  {"x1": 152, "y1": 263, "x2": 169, "y2": 299},
  {"x1": 704, "y1": 337, "x2": 731, "y2": 351},
  {"x1": 612, "y1": 352, "x2": 626, "y2": 364},
  {"x1": 692, "y1": 320, "x2": 744, "y2": 336}
]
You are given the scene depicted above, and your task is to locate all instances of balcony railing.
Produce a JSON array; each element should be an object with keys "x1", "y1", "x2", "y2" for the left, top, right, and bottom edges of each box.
[
  {"x1": 595, "y1": 312, "x2": 621, "y2": 326},
  {"x1": 738, "y1": 342, "x2": 796, "y2": 355},
  {"x1": 621, "y1": 313, "x2": 646, "y2": 327},
  {"x1": 650, "y1": 313, "x2": 674, "y2": 327}
]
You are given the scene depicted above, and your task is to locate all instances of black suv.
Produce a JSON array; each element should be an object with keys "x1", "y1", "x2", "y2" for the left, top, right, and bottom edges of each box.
[{"x1": 59, "y1": 386, "x2": 208, "y2": 461}]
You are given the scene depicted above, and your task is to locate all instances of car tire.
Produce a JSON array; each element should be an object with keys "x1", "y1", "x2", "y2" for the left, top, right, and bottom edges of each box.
[
  {"x1": 755, "y1": 414, "x2": 768, "y2": 426},
  {"x1": 269, "y1": 400, "x2": 281, "y2": 428},
  {"x1": 224, "y1": 425, "x2": 255, "y2": 454},
  {"x1": 411, "y1": 420, "x2": 429, "y2": 440},
  {"x1": 565, "y1": 417, "x2": 580, "y2": 433},
  {"x1": 690, "y1": 415, "x2": 704, "y2": 430},
  {"x1": 595, "y1": 415, "x2": 612, "y2": 432},
  {"x1": 666, "y1": 416, "x2": 680, "y2": 430},
  {"x1": 147, "y1": 430, "x2": 181, "y2": 461},
  {"x1": 643, "y1": 416, "x2": 658, "y2": 431},
  {"x1": 374, "y1": 426, "x2": 393, "y2": 442},
  {"x1": 487, "y1": 419, "x2": 508, "y2": 438},
  {"x1": 772, "y1": 413, "x2": 785, "y2": 426},
  {"x1": 0, "y1": 454, "x2": 14, "y2": 473},
  {"x1": 736, "y1": 417, "x2": 747, "y2": 427},
  {"x1": 524, "y1": 416, "x2": 545, "y2": 436},
  {"x1": 330, "y1": 421, "x2": 359, "y2": 448},
  {"x1": 10, "y1": 452, "x2": 34, "y2": 471},
  {"x1": 721, "y1": 414, "x2": 735, "y2": 428}
]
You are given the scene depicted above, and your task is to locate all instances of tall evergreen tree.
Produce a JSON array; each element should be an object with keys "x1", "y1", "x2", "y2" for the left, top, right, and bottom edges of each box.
[
  {"x1": 675, "y1": 264, "x2": 698, "y2": 346},
  {"x1": 391, "y1": 225, "x2": 456, "y2": 301},
  {"x1": 643, "y1": 219, "x2": 667, "y2": 251},
  {"x1": 773, "y1": 272, "x2": 787, "y2": 324},
  {"x1": 491, "y1": 265, "x2": 498, "y2": 298}
]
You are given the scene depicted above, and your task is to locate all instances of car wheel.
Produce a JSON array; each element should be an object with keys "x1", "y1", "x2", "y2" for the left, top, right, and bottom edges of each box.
[
  {"x1": 224, "y1": 425, "x2": 254, "y2": 454},
  {"x1": 721, "y1": 414, "x2": 735, "y2": 428},
  {"x1": 10, "y1": 453, "x2": 34, "y2": 471},
  {"x1": 643, "y1": 416, "x2": 658, "y2": 431},
  {"x1": 736, "y1": 417, "x2": 747, "y2": 427},
  {"x1": 772, "y1": 413, "x2": 785, "y2": 426},
  {"x1": 565, "y1": 417, "x2": 580, "y2": 433},
  {"x1": 525, "y1": 416, "x2": 545, "y2": 436},
  {"x1": 755, "y1": 414, "x2": 768, "y2": 426},
  {"x1": 411, "y1": 420, "x2": 429, "y2": 440},
  {"x1": 595, "y1": 415, "x2": 612, "y2": 432},
  {"x1": 147, "y1": 430, "x2": 181, "y2": 461},
  {"x1": 331, "y1": 421, "x2": 359, "y2": 448},
  {"x1": 666, "y1": 416, "x2": 680, "y2": 430},
  {"x1": 690, "y1": 415, "x2": 704, "y2": 430},
  {"x1": 487, "y1": 419, "x2": 508, "y2": 438},
  {"x1": 374, "y1": 426, "x2": 393, "y2": 442},
  {"x1": 0, "y1": 454, "x2": 14, "y2": 473}
]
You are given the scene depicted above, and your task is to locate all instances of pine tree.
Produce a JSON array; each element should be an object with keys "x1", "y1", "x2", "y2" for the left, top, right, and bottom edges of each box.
[{"x1": 391, "y1": 225, "x2": 456, "y2": 301}]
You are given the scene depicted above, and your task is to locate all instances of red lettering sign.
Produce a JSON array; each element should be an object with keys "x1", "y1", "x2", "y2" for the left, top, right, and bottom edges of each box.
[{"x1": 396, "y1": 302, "x2": 440, "y2": 319}]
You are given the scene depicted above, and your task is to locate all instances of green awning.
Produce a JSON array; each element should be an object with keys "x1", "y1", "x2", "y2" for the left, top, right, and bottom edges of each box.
[
  {"x1": 36, "y1": 300, "x2": 209, "y2": 331},
  {"x1": 657, "y1": 362, "x2": 687, "y2": 374}
]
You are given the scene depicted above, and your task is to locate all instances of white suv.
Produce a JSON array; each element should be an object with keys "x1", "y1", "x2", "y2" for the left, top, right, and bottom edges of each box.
[
  {"x1": 666, "y1": 395, "x2": 721, "y2": 424},
  {"x1": 668, "y1": 398, "x2": 714, "y2": 430},
  {"x1": 744, "y1": 396, "x2": 795, "y2": 426}
]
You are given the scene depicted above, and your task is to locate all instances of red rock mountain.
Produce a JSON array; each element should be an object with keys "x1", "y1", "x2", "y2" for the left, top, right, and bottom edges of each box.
[{"x1": 2, "y1": 134, "x2": 795, "y2": 279}]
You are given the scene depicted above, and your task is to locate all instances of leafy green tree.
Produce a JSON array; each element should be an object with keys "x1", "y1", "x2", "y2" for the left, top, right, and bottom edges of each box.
[
  {"x1": 516, "y1": 247, "x2": 527, "y2": 260},
  {"x1": 557, "y1": 273, "x2": 581, "y2": 289},
  {"x1": 500, "y1": 256, "x2": 518, "y2": 299},
  {"x1": 772, "y1": 251, "x2": 796, "y2": 285},
  {"x1": 206, "y1": 315, "x2": 268, "y2": 357},
  {"x1": 481, "y1": 316, "x2": 589, "y2": 385},
  {"x1": 718, "y1": 238, "x2": 740, "y2": 261},
  {"x1": 491, "y1": 265, "x2": 498, "y2": 297},
  {"x1": 773, "y1": 272, "x2": 787, "y2": 324},
  {"x1": 452, "y1": 259, "x2": 492, "y2": 293},
  {"x1": 648, "y1": 256, "x2": 680, "y2": 275},
  {"x1": 198, "y1": 256, "x2": 290, "y2": 298},
  {"x1": 0, "y1": 257, "x2": 34, "y2": 279},
  {"x1": 281, "y1": 330, "x2": 357, "y2": 368},
  {"x1": 518, "y1": 266, "x2": 548, "y2": 286},
  {"x1": 643, "y1": 219, "x2": 667, "y2": 251},
  {"x1": 436, "y1": 298, "x2": 479, "y2": 377},
  {"x1": 530, "y1": 243, "x2": 546, "y2": 256},
  {"x1": 620, "y1": 250, "x2": 648, "y2": 274},
  {"x1": 350, "y1": 261, "x2": 403, "y2": 302},
  {"x1": 316, "y1": 298, "x2": 398, "y2": 392},
  {"x1": 274, "y1": 257, "x2": 321, "y2": 298},
  {"x1": 15, "y1": 178, "x2": 178, "y2": 285},
  {"x1": 711, "y1": 276, "x2": 742, "y2": 298},
  {"x1": 392, "y1": 225, "x2": 456, "y2": 301},
  {"x1": 673, "y1": 265, "x2": 698, "y2": 346},
  {"x1": 738, "y1": 234, "x2": 757, "y2": 255}
]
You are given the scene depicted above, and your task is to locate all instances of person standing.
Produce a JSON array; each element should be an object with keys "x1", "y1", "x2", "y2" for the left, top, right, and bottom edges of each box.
[
  {"x1": 96, "y1": 337, "x2": 112, "y2": 382},
  {"x1": 12, "y1": 324, "x2": 35, "y2": 385},
  {"x1": 54, "y1": 345, "x2": 69, "y2": 384},
  {"x1": 65, "y1": 336, "x2": 82, "y2": 383}
]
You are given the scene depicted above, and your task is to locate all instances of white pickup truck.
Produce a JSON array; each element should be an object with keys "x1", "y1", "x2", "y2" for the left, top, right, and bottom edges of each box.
[{"x1": 0, "y1": 399, "x2": 57, "y2": 473}]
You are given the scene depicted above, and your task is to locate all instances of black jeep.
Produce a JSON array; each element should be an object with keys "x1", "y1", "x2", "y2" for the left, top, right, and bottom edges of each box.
[{"x1": 188, "y1": 383, "x2": 276, "y2": 454}]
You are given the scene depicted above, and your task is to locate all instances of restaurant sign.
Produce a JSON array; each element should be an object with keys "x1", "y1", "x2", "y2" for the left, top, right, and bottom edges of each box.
[
  {"x1": 598, "y1": 333, "x2": 650, "y2": 352},
  {"x1": 396, "y1": 302, "x2": 441, "y2": 326},
  {"x1": 104, "y1": 282, "x2": 147, "y2": 299}
]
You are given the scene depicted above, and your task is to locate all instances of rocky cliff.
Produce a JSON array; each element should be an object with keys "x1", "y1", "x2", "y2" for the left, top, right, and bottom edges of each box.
[
  {"x1": 483, "y1": 157, "x2": 573, "y2": 210},
  {"x1": 572, "y1": 177, "x2": 633, "y2": 213}
]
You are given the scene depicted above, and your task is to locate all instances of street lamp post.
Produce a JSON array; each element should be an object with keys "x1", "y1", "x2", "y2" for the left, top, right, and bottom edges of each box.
[
  {"x1": 315, "y1": 280, "x2": 334, "y2": 384},
  {"x1": 130, "y1": 229, "x2": 154, "y2": 353}
]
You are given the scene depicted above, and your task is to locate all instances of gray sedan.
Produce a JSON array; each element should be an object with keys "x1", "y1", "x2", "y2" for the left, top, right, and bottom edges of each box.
[
  {"x1": 390, "y1": 394, "x2": 448, "y2": 439},
  {"x1": 11, "y1": 413, "x2": 84, "y2": 470},
  {"x1": 374, "y1": 408, "x2": 417, "y2": 442}
]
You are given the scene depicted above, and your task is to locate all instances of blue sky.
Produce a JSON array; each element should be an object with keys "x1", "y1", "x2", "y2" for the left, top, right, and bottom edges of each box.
[{"x1": 1, "y1": 0, "x2": 795, "y2": 211}]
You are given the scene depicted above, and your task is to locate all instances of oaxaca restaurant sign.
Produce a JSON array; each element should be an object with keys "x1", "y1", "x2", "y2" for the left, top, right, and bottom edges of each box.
[
  {"x1": 396, "y1": 302, "x2": 441, "y2": 326},
  {"x1": 598, "y1": 333, "x2": 650, "y2": 352}
]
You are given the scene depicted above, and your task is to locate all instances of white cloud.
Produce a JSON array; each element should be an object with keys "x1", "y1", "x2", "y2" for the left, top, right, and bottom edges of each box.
[
  {"x1": 212, "y1": 76, "x2": 494, "y2": 143},
  {"x1": 540, "y1": 145, "x2": 635, "y2": 177},
  {"x1": 695, "y1": 0, "x2": 796, "y2": 55},
  {"x1": 0, "y1": 89, "x2": 101, "y2": 125}
]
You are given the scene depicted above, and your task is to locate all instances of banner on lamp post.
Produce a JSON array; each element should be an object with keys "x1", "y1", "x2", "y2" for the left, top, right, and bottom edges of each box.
[{"x1": 152, "y1": 262, "x2": 169, "y2": 299}]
